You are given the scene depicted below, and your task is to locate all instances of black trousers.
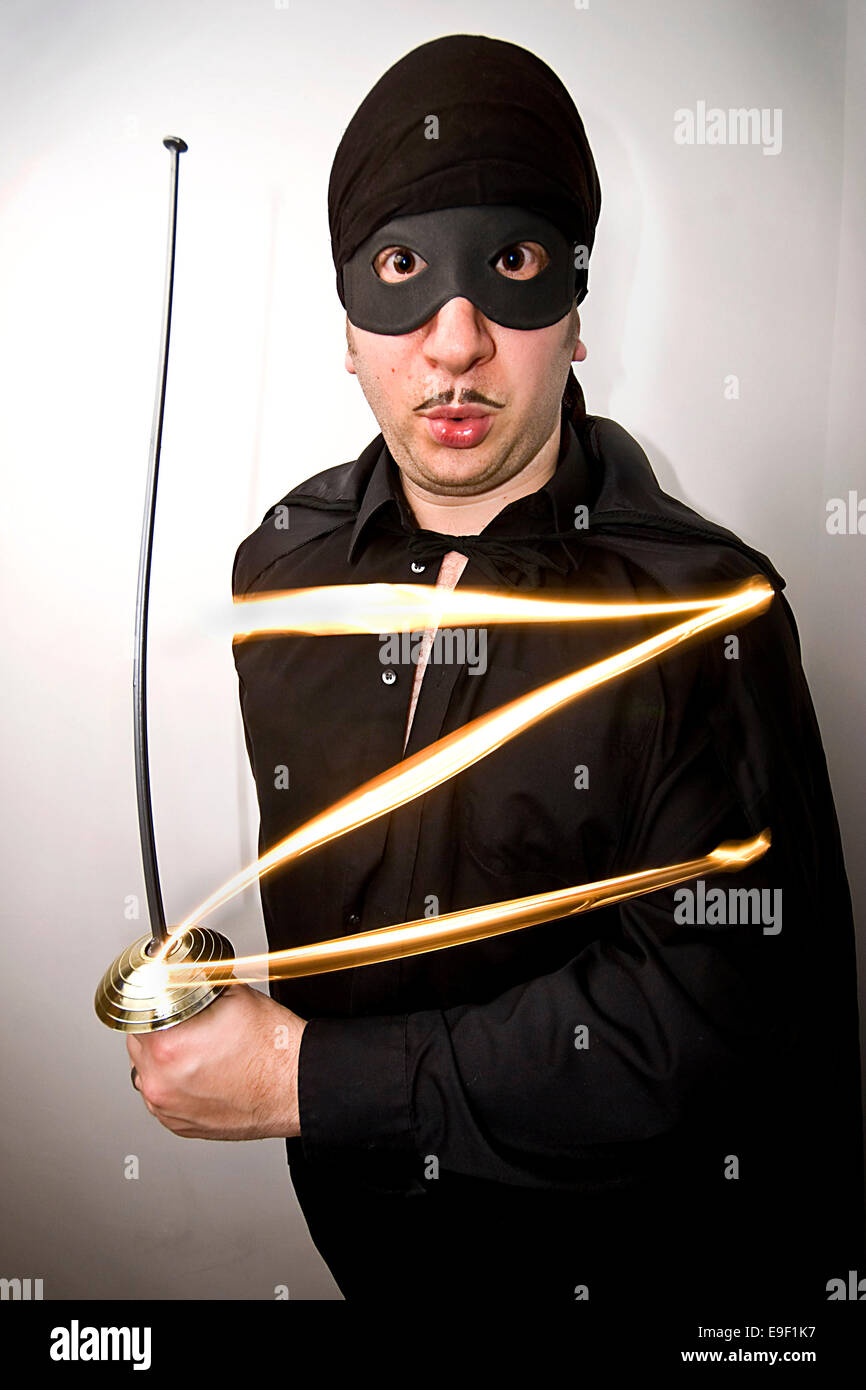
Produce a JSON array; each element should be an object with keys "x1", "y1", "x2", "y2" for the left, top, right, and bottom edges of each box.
[
  {"x1": 291, "y1": 1160, "x2": 595, "y2": 1303},
  {"x1": 287, "y1": 1152, "x2": 830, "y2": 1310}
]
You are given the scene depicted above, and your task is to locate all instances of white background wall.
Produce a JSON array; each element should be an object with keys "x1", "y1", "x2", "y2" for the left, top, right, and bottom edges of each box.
[{"x1": 1, "y1": 0, "x2": 863, "y2": 1300}]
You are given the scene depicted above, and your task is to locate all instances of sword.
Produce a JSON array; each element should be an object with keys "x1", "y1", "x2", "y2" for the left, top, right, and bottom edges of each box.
[
  {"x1": 95, "y1": 135, "x2": 234, "y2": 1032},
  {"x1": 134, "y1": 135, "x2": 187, "y2": 955}
]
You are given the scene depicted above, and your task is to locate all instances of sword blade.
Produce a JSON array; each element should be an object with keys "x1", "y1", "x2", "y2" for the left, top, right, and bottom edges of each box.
[{"x1": 133, "y1": 135, "x2": 188, "y2": 948}]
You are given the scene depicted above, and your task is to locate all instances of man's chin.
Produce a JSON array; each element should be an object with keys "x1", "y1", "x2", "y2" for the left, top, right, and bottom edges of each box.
[{"x1": 403, "y1": 444, "x2": 511, "y2": 496}]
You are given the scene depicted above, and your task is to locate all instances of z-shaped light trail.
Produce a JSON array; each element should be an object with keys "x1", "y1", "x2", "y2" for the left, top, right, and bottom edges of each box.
[{"x1": 155, "y1": 576, "x2": 773, "y2": 973}]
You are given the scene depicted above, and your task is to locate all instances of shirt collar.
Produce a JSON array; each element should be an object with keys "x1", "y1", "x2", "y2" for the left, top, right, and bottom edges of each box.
[{"x1": 347, "y1": 410, "x2": 592, "y2": 565}]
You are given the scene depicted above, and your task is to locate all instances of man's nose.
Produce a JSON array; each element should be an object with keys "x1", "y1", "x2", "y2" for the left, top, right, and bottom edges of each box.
[{"x1": 420, "y1": 296, "x2": 494, "y2": 374}]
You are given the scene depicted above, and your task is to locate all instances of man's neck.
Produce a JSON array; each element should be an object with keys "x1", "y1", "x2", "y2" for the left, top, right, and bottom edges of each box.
[{"x1": 399, "y1": 420, "x2": 562, "y2": 536}]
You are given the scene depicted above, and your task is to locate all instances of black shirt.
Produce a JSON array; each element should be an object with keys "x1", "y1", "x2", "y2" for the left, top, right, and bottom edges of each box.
[{"x1": 232, "y1": 407, "x2": 864, "y2": 1304}]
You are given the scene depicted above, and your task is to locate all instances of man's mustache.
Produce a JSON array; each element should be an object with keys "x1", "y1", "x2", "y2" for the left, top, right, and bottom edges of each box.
[{"x1": 414, "y1": 388, "x2": 504, "y2": 411}]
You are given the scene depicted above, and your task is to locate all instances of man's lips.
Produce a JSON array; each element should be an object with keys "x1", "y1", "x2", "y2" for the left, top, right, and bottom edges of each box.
[{"x1": 419, "y1": 404, "x2": 496, "y2": 449}]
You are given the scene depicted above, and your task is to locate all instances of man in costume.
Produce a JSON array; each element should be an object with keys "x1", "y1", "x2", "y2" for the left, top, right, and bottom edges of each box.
[{"x1": 130, "y1": 34, "x2": 864, "y2": 1307}]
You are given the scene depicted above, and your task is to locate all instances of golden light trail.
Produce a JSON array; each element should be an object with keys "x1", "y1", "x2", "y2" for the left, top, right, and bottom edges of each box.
[
  {"x1": 164, "y1": 832, "x2": 770, "y2": 985},
  {"x1": 232, "y1": 582, "x2": 740, "y2": 640},
  {"x1": 149, "y1": 576, "x2": 773, "y2": 964}
]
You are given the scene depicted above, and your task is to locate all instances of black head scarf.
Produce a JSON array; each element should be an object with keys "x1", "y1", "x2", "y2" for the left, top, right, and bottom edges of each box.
[{"x1": 328, "y1": 33, "x2": 601, "y2": 425}]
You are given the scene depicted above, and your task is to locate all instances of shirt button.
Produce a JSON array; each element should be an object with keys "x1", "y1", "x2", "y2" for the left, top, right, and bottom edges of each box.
[
  {"x1": 382, "y1": 669, "x2": 397, "y2": 685},
  {"x1": 411, "y1": 561, "x2": 426, "y2": 573},
  {"x1": 346, "y1": 912, "x2": 361, "y2": 928}
]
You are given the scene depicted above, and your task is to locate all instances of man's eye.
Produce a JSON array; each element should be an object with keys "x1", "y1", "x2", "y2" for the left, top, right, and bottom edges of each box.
[
  {"x1": 494, "y1": 242, "x2": 550, "y2": 279},
  {"x1": 374, "y1": 247, "x2": 428, "y2": 282}
]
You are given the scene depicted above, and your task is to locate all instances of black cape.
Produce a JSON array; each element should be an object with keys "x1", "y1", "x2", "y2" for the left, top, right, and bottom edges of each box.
[{"x1": 232, "y1": 408, "x2": 864, "y2": 1307}]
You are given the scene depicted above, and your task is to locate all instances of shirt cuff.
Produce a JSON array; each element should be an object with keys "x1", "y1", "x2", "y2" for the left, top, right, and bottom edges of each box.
[{"x1": 297, "y1": 1013, "x2": 417, "y2": 1163}]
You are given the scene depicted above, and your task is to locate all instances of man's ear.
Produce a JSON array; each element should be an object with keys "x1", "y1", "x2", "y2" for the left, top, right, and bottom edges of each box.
[
  {"x1": 570, "y1": 307, "x2": 586, "y2": 364},
  {"x1": 345, "y1": 316, "x2": 357, "y2": 376}
]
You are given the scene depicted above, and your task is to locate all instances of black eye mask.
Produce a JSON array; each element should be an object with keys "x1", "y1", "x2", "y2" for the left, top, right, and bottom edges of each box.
[{"x1": 341, "y1": 205, "x2": 579, "y2": 335}]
